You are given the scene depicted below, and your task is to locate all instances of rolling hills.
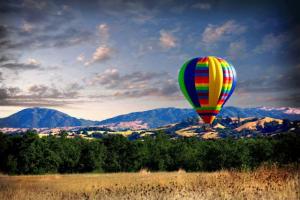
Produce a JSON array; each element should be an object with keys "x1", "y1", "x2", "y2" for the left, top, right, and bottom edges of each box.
[{"x1": 0, "y1": 106, "x2": 299, "y2": 128}]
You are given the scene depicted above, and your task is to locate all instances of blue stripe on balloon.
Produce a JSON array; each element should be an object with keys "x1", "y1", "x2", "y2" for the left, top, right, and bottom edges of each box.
[
  {"x1": 195, "y1": 72, "x2": 209, "y2": 77},
  {"x1": 198, "y1": 113, "x2": 217, "y2": 116},
  {"x1": 195, "y1": 69, "x2": 208, "y2": 73},
  {"x1": 184, "y1": 58, "x2": 200, "y2": 107}
]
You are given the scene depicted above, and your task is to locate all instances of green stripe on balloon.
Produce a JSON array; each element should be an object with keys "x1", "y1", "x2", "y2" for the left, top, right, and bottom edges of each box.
[
  {"x1": 178, "y1": 60, "x2": 195, "y2": 108},
  {"x1": 194, "y1": 106, "x2": 222, "y2": 110}
]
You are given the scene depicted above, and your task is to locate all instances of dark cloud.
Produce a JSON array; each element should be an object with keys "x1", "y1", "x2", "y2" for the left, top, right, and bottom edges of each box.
[
  {"x1": 267, "y1": 92, "x2": 300, "y2": 107},
  {"x1": 0, "y1": 54, "x2": 59, "y2": 72},
  {"x1": 0, "y1": 0, "x2": 74, "y2": 23},
  {"x1": 0, "y1": 54, "x2": 17, "y2": 63},
  {"x1": 0, "y1": 1, "x2": 94, "y2": 52},
  {"x1": 0, "y1": 62, "x2": 40, "y2": 70},
  {"x1": 1, "y1": 26, "x2": 94, "y2": 51},
  {"x1": 237, "y1": 68, "x2": 300, "y2": 94},
  {"x1": 89, "y1": 69, "x2": 179, "y2": 99},
  {"x1": 0, "y1": 83, "x2": 83, "y2": 106},
  {"x1": 0, "y1": 1, "x2": 23, "y2": 14},
  {"x1": 90, "y1": 69, "x2": 168, "y2": 90},
  {"x1": 0, "y1": 25, "x2": 8, "y2": 39},
  {"x1": 111, "y1": 79, "x2": 179, "y2": 98},
  {"x1": 236, "y1": 66, "x2": 300, "y2": 107}
]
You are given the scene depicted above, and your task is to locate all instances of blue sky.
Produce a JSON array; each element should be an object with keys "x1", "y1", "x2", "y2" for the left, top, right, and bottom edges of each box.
[{"x1": 0, "y1": 0, "x2": 299, "y2": 120}]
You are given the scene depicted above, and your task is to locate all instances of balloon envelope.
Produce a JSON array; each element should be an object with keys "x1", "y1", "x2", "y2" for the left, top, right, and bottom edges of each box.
[{"x1": 178, "y1": 56, "x2": 236, "y2": 124}]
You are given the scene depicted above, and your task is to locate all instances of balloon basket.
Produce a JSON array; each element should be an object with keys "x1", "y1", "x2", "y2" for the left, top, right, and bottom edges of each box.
[{"x1": 202, "y1": 124, "x2": 213, "y2": 132}]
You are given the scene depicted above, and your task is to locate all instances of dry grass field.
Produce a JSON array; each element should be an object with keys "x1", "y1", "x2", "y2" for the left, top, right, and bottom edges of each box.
[{"x1": 0, "y1": 167, "x2": 299, "y2": 200}]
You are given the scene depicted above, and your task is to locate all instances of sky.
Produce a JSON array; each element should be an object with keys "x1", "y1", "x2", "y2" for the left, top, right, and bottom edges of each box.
[{"x1": 0, "y1": 0, "x2": 299, "y2": 120}]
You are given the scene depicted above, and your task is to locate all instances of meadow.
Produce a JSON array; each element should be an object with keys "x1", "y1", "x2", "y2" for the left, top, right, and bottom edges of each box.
[{"x1": 0, "y1": 167, "x2": 299, "y2": 200}]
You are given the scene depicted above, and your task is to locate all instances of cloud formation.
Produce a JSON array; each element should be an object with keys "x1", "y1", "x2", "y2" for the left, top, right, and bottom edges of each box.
[
  {"x1": 0, "y1": 83, "x2": 82, "y2": 106},
  {"x1": 89, "y1": 68, "x2": 179, "y2": 99},
  {"x1": 21, "y1": 20, "x2": 34, "y2": 33},
  {"x1": 202, "y1": 20, "x2": 246, "y2": 44},
  {"x1": 98, "y1": 23, "x2": 110, "y2": 42},
  {"x1": 192, "y1": 3, "x2": 211, "y2": 10},
  {"x1": 254, "y1": 33, "x2": 289, "y2": 54},
  {"x1": 76, "y1": 54, "x2": 85, "y2": 62},
  {"x1": 0, "y1": 55, "x2": 41, "y2": 71},
  {"x1": 0, "y1": 62, "x2": 40, "y2": 70},
  {"x1": 89, "y1": 68, "x2": 165, "y2": 89},
  {"x1": 159, "y1": 30, "x2": 177, "y2": 49},
  {"x1": 85, "y1": 46, "x2": 113, "y2": 66},
  {"x1": 227, "y1": 40, "x2": 247, "y2": 60}
]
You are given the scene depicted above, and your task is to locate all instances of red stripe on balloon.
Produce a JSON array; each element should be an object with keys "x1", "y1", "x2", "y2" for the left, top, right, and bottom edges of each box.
[
  {"x1": 197, "y1": 110, "x2": 219, "y2": 114},
  {"x1": 195, "y1": 77, "x2": 209, "y2": 83}
]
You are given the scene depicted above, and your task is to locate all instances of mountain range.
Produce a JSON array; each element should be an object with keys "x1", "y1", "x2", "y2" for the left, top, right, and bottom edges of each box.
[{"x1": 0, "y1": 106, "x2": 299, "y2": 129}]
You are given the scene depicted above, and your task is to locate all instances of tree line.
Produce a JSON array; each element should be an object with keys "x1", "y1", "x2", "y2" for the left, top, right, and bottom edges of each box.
[{"x1": 0, "y1": 131, "x2": 299, "y2": 174}]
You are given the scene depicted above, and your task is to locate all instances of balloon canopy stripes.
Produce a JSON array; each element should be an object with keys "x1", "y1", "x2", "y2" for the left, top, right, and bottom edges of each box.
[{"x1": 178, "y1": 56, "x2": 236, "y2": 124}]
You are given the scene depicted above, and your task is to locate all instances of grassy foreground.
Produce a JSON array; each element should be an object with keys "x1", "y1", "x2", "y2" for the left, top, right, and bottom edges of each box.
[{"x1": 0, "y1": 167, "x2": 299, "y2": 200}]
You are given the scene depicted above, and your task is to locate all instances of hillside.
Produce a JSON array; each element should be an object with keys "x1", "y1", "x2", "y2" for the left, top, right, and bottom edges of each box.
[
  {"x1": 0, "y1": 107, "x2": 96, "y2": 128},
  {"x1": 97, "y1": 108, "x2": 195, "y2": 128}
]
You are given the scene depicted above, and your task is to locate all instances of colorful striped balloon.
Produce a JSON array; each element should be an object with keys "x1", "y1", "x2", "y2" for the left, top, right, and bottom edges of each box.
[{"x1": 178, "y1": 56, "x2": 237, "y2": 124}]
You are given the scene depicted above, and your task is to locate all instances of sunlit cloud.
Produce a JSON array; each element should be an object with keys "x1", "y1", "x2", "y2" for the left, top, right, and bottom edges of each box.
[
  {"x1": 84, "y1": 46, "x2": 113, "y2": 66},
  {"x1": 159, "y1": 30, "x2": 177, "y2": 49},
  {"x1": 202, "y1": 20, "x2": 246, "y2": 44}
]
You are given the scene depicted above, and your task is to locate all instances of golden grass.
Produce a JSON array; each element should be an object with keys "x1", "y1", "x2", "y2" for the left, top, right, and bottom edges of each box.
[
  {"x1": 0, "y1": 167, "x2": 299, "y2": 200},
  {"x1": 201, "y1": 131, "x2": 219, "y2": 139}
]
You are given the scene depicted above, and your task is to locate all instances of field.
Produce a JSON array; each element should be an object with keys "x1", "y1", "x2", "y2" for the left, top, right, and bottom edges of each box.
[{"x1": 0, "y1": 167, "x2": 299, "y2": 200}]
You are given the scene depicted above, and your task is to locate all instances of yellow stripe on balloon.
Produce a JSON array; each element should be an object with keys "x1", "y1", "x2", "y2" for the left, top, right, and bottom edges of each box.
[
  {"x1": 208, "y1": 56, "x2": 215, "y2": 106},
  {"x1": 208, "y1": 56, "x2": 223, "y2": 107},
  {"x1": 222, "y1": 84, "x2": 232, "y2": 89},
  {"x1": 213, "y1": 57, "x2": 223, "y2": 104}
]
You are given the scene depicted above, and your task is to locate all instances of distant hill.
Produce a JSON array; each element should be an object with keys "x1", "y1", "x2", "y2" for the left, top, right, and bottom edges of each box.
[
  {"x1": 97, "y1": 108, "x2": 195, "y2": 128},
  {"x1": 0, "y1": 106, "x2": 299, "y2": 128},
  {"x1": 98, "y1": 106, "x2": 300, "y2": 129},
  {"x1": 0, "y1": 107, "x2": 96, "y2": 128},
  {"x1": 219, "y1": 107, "x2": 300, "y2": 120}
]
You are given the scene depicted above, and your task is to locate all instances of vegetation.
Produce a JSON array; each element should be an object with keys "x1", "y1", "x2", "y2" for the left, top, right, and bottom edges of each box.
[
  {"x1": 0, "y1": 131, "x2": 299, "y2": 174},
  {"x1": 0, "y1": 168, "x2": 299, "y2": 200}
]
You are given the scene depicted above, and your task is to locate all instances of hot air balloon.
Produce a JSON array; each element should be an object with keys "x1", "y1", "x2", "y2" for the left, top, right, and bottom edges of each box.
[{"x1": 178, "y1": 56, "x2": 236, "y2": 125}]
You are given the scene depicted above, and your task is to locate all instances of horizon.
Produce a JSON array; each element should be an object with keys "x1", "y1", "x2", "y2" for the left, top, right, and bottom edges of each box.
[{"x1": 1, "y1": 0, "x2": 299, "y2": 120}]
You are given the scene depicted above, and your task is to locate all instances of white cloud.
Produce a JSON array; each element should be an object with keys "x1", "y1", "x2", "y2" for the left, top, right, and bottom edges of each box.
[
  {"x1": 76, "y1": 54, "x2": 85, "y2": 62},
  {"x1": 192, "y1": 3, "x2": 211, "y2": 10},
  {"x1": 159, "y1": 30, "x2": 177, "y2": 49},
  {"x1": 85, "y1": 46, "x2": 112, "y2": 66},
  {"x1": 89, "y1": 68, "x2": 119, "y2": 86},
  {"x1": 27, "y1": 58, "x2": 39, "y2": 65},
  {"x1": 254, "y1": 33, "x2": 289, "y2": 54},
  {"x1": 92, "y1": 46, "x2": 112, "y2": 61},
  {"x1": 81, "y1": 24, "x2": 112, "y2": 66},
  {"x1": 98, "y1": 23, "x2": 109, "y2": 41},
  {"x1": 202, "y1": 20, "x2": 246, "y2": 44}
]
